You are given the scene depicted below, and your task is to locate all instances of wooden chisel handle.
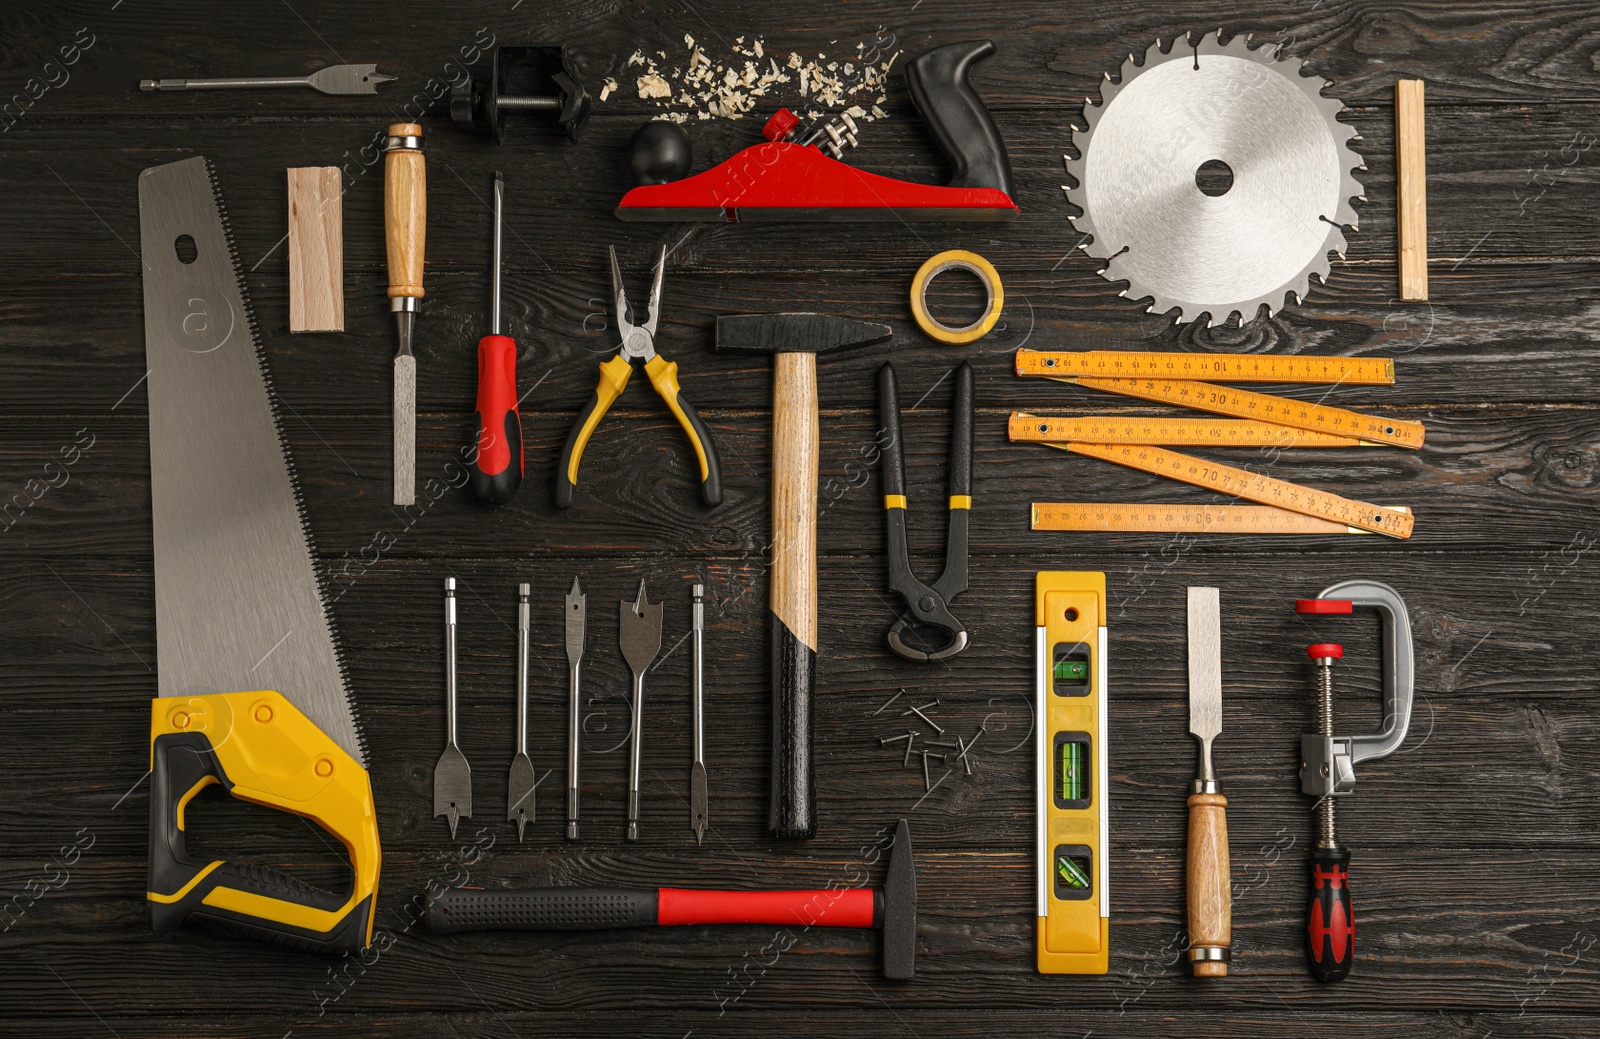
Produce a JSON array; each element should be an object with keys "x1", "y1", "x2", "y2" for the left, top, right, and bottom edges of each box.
[
  {"x1": 768, "y1": 351, "x2": 818, "y2": 840},
  {"x1": 384, "y1": 122, "x2": 426, "y2": 300},
  {"x1": 1186, "y1": 791, "x2": 1231, "y2": 975}
]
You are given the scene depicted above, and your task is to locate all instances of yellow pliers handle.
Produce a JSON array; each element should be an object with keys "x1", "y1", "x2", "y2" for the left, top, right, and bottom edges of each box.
[
  {"x1": 554, "y1": 355, "x2": 634, "y2": 509},
  {"x1": 554, "y1": 353, "x2": 722, "y2": 508},
  {"x1": 643, "y1": 354, "x2": 722, "y2": 506}
]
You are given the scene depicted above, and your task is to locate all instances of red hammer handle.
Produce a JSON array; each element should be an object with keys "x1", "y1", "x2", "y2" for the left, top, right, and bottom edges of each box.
[{"x1": 657, "y1": 887, "x2": 877, "y2": 928}]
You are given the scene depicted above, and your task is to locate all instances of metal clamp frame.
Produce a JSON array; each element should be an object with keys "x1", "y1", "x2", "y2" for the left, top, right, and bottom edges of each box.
[{"x1": 1298, "y1": 580, "x2": 1415, "y2": 799}]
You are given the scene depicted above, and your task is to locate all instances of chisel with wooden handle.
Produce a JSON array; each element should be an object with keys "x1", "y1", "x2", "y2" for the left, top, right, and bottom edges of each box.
[
  {"x1": 384, "y1": 122, "x2": 425, "y2": 506},
  {"x1": 1186, "y1": 586, "x2": 1231, "y2": 976}
]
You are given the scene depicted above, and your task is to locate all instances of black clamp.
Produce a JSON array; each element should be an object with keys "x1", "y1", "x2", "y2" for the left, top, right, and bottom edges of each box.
[
  {"x1": 879, "y1": 361, "x2": 973, "y2": 662},
  {"x1": 451, "y1": 44, "x2": 591, "y2": 144}
]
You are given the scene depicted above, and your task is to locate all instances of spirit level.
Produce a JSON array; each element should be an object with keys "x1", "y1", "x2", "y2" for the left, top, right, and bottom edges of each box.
[{"x1": 1036, "y1": 571, "x2": 1109, "y2": 974}]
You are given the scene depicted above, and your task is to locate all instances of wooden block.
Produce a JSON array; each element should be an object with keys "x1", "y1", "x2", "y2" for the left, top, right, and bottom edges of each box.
[
  {"x1": 1396, "y1": 79, "x2": 1428, "y2": 302},
  {"x1": 287, "y1": 166, "x2": 344, "y2": 332}
]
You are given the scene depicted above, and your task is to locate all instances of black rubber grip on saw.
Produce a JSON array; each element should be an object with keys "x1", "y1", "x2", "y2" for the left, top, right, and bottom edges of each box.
[
  {"x1": 905, "y1": 40, "x2": 1015, "y2": 200},
  {"x1": 427, "y1": 887, "x2": 659, "y2": 932},
  {"x1": 769, "y1": 615, "x2": 817, "y2": 840}
]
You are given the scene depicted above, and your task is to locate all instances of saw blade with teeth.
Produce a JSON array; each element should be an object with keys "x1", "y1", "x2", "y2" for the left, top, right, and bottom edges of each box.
[{"x1": 1063, "y1": 30, "x2": 1365, "y2": 325}]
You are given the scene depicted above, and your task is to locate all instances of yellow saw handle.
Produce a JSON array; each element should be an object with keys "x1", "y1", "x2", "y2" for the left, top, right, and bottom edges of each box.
[{"x1": 147, "y1": 691, "x2": 380, "y2": 954}]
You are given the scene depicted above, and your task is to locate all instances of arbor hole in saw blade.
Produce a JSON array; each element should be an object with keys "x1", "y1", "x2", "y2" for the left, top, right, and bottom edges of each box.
[
  {"x1": 173, "y1": 234, "x2": 197, "y2": 264},
  {"x1": 1195, "y1": 159, "x2": 1234, "y2": 197}
]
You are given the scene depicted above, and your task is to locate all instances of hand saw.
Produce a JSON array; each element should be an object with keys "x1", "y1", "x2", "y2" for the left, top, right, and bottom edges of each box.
[{"x1": 139, "y1": 157, "x2": 379, "y2": 954}]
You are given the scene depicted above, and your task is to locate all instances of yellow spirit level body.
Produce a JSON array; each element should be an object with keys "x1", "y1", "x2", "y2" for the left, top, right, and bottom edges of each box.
[{"x1": 1036, "y1": 571, "x2": 1109, "y2": 974}]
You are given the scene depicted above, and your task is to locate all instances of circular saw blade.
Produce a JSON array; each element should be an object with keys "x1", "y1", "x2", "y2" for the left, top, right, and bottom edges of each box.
[{"x1": 1064, "y1": 31, "x2": 1365, "y2": 325}]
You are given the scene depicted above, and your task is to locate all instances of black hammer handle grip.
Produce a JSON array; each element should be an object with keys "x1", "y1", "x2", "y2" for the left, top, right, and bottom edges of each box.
[
  {"x1": 905, "y1": 41, "x2": 1015, "y2": 199},
  {"x1": 427, "y1": 887, "x2": 659, "y2": 932}
]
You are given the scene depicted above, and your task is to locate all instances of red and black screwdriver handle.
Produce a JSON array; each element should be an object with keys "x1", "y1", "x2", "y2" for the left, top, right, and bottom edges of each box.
[
  {"x1": 469, "y1": 332, "x2": 522, "y2": 504},
  {"x1": 905, "y1": 40, "x2": 1015, "y2": 199},
  {"x1": 428, "y1": 885, "x2": 880, "y2": 932}
]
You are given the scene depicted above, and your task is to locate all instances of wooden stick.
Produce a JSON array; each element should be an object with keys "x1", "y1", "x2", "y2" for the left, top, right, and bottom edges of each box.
[
  {"x1": 1396, "y1": 80, "x2": 1428, "y2": 301},
  {"x1": 286, "y1": 167, "x2": 344, "y2": 332}
]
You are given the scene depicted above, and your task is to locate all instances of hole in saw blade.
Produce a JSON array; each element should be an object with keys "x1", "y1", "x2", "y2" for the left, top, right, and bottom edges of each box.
[
  {"x1": 173, "y1": 234, "x2": 198, "y2": 264},
  {"x1": 1195, "y1": 159, "x2": 1234, "y2": 197}
]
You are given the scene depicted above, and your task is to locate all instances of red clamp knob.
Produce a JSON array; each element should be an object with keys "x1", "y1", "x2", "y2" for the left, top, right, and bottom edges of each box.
[
  {"x1": 1308, "y1": 643, "x2": 1345, "y2": 661},
  {"x1": 763, "y1": 108, "x2": 800, "y2": 142}
]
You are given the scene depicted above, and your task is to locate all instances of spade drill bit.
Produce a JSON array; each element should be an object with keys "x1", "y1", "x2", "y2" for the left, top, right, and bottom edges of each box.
[
  {"x1": 619, "y1": 580, "x2": 663, "y2": 841},
  {"x1": 434, "y1": 578, "x2": 471, "y2": 838},
  {"x1": 690, "y1": 583, "x2": 709, "y2": 844},
  {"x1": 507, "y1": 583, "x2": 535, "y2": 840},
  {"x1": 140, "y1": 63, "x2": 397, "y2": 96},
  {"x1": 565, "y1": 578, "x2": 586, "y2": 840}
]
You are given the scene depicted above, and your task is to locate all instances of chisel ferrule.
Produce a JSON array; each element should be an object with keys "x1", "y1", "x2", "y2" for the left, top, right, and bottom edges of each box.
[{"x1": 384, "y1": 130, "x2": 425, "y2": 152}]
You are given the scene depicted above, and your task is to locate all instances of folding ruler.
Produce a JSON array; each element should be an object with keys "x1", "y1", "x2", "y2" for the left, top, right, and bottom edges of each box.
[
  {"x1": 1013, "y1": 350, "x2": 1421, "y2": 538},
  {"x1": 1035, "y1": 571, "x2": 1109, "y2": 974}
]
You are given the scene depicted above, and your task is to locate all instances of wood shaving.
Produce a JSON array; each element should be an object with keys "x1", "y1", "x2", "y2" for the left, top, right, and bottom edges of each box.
[{"x1": 617, "y1": 32, "x2": 900, "y2": 122}]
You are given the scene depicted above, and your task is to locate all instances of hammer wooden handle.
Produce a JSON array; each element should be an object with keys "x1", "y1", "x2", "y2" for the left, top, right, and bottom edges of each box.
[
  {"x1": 384, "y1": 122, "x2": 426, "y2": 300},
  {"x1": 769, "y1": 351, "x2": 818, "y2": 839},
  {"x1": 1186, "y1": 791, "x2": 1231, "y2": 976}
]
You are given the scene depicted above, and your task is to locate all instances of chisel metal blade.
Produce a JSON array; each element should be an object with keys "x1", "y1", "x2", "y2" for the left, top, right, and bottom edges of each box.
[{"x1": 1187, "y1": 587, "x2": 1222, "y2": 745}]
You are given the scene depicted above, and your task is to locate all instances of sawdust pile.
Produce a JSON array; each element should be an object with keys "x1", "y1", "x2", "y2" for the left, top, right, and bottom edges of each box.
[{"x1": 599, "y1": 33, "x2": 899, "y2": 124}]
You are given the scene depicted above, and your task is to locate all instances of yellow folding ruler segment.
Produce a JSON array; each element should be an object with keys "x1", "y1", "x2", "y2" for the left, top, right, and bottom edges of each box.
[
  {"x1": 1009, "y1": 413, "x2": 1367, "y2": 448},
  {"x1": 1059, "y1": 443, "x2": 1415, "y2": 539},
  {"x1": 1067, "y1": 378, "x2": 1424, "y2": 450},
  {"x1": 1016, "y1": 349, "x2": 1395, "y2": 385},
  {"x1": 1031, "y1": 502, "x2": 1412, "y2": 535},
  {"x1": 1036, "y1": 571, "x2": 1109, "y2": 974}
]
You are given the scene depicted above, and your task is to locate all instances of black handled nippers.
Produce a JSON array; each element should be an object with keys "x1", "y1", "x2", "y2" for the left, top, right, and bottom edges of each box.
[{"x1": 878, "y1": 361, "x2": 973, "y2": 662}]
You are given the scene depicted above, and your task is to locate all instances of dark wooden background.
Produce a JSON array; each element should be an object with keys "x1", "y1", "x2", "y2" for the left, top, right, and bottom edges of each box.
[{"x1": 4, "y1": 0, "x2": 1599, "y2": 1035}]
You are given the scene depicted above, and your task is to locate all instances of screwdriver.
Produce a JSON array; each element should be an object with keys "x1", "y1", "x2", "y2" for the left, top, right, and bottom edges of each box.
[
  {"x1": 384, "y1": 122, "x2": 425, "y2": 507},
  {"x1": 468, "y1": 171, "x2": 522, "y2": 504}
]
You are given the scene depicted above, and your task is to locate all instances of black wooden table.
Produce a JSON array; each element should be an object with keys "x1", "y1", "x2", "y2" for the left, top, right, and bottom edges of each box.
[{"x1": 4, "y1": 1, "x2": 1598, "y2": 1035}]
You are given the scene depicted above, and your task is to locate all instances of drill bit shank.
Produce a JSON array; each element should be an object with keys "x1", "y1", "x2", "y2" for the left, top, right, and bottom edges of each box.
[
  {"x1": 619, "y1": 580, "x2": 663, "y2": 842},
  {"x1": 508, "y1": 583, "x2": 535, "y2": 840},
  {"x1": 690, "y1": 583, "x2": 708, "y2": 844}
]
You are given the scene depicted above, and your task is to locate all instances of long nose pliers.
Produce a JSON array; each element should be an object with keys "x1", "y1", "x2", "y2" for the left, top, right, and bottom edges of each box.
[
  {"x1": 555, "y1": 245, "x2": 722, "y2": 509},
  {"x1": 878, "y1": 361, "x2": 973, "y2": 662}
]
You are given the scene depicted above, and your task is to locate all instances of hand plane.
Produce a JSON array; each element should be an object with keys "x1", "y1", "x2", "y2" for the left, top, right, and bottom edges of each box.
[{"x1": 615, "y1": 40, "x2": 1019, "y2": 223}]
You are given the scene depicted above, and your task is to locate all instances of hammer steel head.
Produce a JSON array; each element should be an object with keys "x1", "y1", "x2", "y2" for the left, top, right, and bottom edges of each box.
[
  {"x1": 881, "y1": 818, "x2": 917, "y2": 980},
  {"x1": 715, "y1": 313, "x2": 893, "y2": 356}
]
